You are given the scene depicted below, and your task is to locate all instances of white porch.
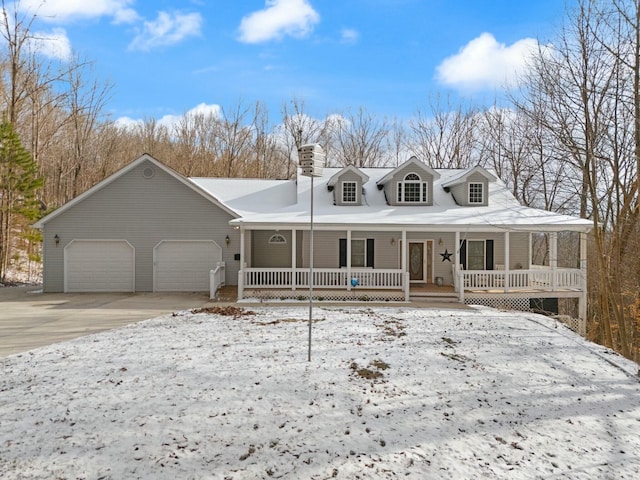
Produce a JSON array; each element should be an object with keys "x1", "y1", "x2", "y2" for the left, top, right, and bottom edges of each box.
[{"x1": 233, "y1": 227, "x2": 588, "y2": 319}]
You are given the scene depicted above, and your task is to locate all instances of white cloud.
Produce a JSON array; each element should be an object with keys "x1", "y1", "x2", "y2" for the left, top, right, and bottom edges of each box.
[
  {"x1": 19, "y1": 0, "x2": 139, "y2": 24},
  {"x1": 340, "y1": 28, "x2": 359, "y2": 44},
  {"x1": 29, "y1": 28, "x2": 72, "y2": 61},
  {"x1": 436, "y1": 33, "x2": 539, "y2": 91},
  {"x1": 238, "y1": 0, "x2": 320, "y2": 44},
  {"x1": 158, "y1": 102, "x2": 221, "y2": 130},
  {"x1": 128, "y1": 11, "x2": 203, "y2": 51},
  {"x1": 115, "y1": 103, "x2": 221, "y2": 131}
]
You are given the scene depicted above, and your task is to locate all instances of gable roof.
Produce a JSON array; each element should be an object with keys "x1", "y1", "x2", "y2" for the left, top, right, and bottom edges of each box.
[
  {"x1": 326, "y1": 165, "x2": 370, "y2": 187},
  {"x1": 376, "y1": 156, "x2": 441, "y2": 186},
  {"x1": 441, "y1": 165, "x2": 497, "y2": 189},
  {"x1": 33, "y1": 154, "x2": 239, "y2": 228},
  {"x1": 35, "y1": 155, "x2": 592, "y2": 234}
]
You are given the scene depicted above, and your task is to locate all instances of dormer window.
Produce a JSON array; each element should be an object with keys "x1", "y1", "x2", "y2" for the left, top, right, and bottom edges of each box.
[
  {"x1": 469, "y1": 182, "x2": 484, "y2": 204},
  {"x1": 398, "y1": 173, "x2": 428, "y2": 203},
  {"x1": 342, "y1": 181, "x2": 357, "y2": 203}
]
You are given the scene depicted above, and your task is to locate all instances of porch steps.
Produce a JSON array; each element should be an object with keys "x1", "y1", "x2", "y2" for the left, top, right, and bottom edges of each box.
[{"x1": 409, "y1": 292, "x2": 460, "y2": 303}]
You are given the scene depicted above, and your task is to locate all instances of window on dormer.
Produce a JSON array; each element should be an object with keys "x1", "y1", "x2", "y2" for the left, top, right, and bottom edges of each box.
[
  {"x1": 342, "y1": 181, "x2": 357, "y2": 203},
  {"x1": 469, "y1": 182, "x2": 484, "y2": 204},
  {"x1": 397, "y1": 173, "x2": 427, "y2": 203}
]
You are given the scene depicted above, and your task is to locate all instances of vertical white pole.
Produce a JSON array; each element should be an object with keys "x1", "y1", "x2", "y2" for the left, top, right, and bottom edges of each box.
[
  {"x1": 504, "y1": 231, "x2": 510, "y2": 292},
  {"x1": 291, "y1": 229, "x2": 297, "y2": 291},
  {"x1": 346, "y1": 230, "x2": 352, "y2": 290},
  {"x1": 579, "y1": 232, "x2": 587, "y2": 321},
  {"x1": 550, "y1": 232, "x2": 558, "y2": 291},
  {"x1": 308, "y1": 176, "x2": 314, "y2": 362},
  {"x1": 238, "y1": 227, "x2": 245, "y2": 300},
  {"x1": 401, "y1": 230, "x2": 407, "y2": 298}
]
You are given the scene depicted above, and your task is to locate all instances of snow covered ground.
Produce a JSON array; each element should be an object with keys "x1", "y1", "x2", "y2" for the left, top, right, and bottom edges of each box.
[{"x1": 1, "y1": 304, "x2": 639, "y2": 479}]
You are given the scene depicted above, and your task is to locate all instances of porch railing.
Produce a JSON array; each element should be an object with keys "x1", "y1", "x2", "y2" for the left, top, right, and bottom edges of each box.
[
  {"x1": 243, "y1": 268, "x2": 404, "y2": 290},
  {"x1": 209, "y1": 261, "x2": 226, "y2": 299},
  {"x1": 455, "y1": 267, "x2": 582, "y2": 292}
]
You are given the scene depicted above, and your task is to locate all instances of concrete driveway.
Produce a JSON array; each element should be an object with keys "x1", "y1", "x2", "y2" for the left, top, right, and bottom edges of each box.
[{"x1": 0, "y1": 286, "x2": 211, "y2": 357}]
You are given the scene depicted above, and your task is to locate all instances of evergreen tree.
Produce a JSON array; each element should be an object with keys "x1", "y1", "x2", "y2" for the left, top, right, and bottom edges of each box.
[{"x1": 0, "y1": 117, "x2": 43, "y2": 282}]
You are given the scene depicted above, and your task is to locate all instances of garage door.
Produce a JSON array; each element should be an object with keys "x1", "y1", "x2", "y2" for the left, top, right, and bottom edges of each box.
[
  {"x1": 65, "y1": 240, "x2": 135, "y2": 292},
  {"x1": 153, "y1": 240, "x2": 221, "y2": 292}
]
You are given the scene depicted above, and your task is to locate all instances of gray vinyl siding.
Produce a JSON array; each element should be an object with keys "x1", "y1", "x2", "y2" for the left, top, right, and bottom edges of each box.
[
  {"x1": 333, "y1": 171, "x2": 363, "y2": 206},
  {"x1": 42, "y1": 160, "x2": 239, "y2": 292},
  {"x1": 298, "y1": 231, "x2": 398, "y2": 269},
  {"x1": 251, "y1": 230, "x2": 292, "y2": 267},
  {"x1": 382, "y1": 163, "x2": 435, "y2": 206},
  {"x1": 448, "y1": 172, "x2": 489, "y2": 206}
]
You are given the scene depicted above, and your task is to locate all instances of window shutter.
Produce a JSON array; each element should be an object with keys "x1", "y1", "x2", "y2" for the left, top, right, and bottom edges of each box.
[
  {"x1": 339, "y1": 238, "x2": 347, "y2": 267},
  {"x1": 486, "y1": 240, "x2": 494, "y2": 270},
  {"x1": 366, "y1": 238, "x2": 375, "y2": 268},
  {"x1": 459, "y1": 240, "x2": 467, "y2": 270}
]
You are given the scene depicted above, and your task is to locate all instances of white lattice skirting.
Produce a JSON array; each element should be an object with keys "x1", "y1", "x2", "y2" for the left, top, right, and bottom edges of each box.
[
  {"x1": 243, "y1": 289, "x2": 405, "y2": 302},
  {"x1": 464, "y1": 296, "x2": 532, "y2": 312}
]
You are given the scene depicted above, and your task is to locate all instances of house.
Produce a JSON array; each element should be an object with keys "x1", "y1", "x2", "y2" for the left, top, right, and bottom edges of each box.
[{"x1": 35, "y1": 153, "x2": 592, "y2": 319}]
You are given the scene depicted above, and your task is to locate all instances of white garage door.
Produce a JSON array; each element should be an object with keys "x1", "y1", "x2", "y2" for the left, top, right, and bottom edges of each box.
[
  {"x1": 65, "y1": 240, "x2": 135, "y2": 292},
  {"x1": 154, "y1": 240, "x2": 221, "y2": 292}
]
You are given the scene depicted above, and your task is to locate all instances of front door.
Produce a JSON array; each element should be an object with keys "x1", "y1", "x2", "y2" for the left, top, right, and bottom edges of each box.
[
  {"x1": 409, "y1": 241, "x2": 434, "y2": 283},
  {"x1": 409, "y1": 242, "x2": 424, "y2": 281}
]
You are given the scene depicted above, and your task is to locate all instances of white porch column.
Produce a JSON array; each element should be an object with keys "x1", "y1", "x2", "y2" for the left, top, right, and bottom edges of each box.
[
  {"x1": 291, "y1": 229, "x2": 297, "y2": 291},
  {"x1": 504, "y1": 231, "x2": 510, "y2": 292},
  {"x1": 238, "y1": 227, "x2": 246, "y2": 300},
  {"x1": 455, "y1": 231, "x2": 463, "y2": 302},
  {"x1": 347, "y1": 230, "x2": 352, "y2": 290},
  {"x1": 579, "y1": 232, "x2": 588, "y2": 321},
  {"x1": 401, "y1": 230, "x2": 408, "y2": 300},
  {"x1": 550, "y1": 232, "x2": 558, "y2": 291}
]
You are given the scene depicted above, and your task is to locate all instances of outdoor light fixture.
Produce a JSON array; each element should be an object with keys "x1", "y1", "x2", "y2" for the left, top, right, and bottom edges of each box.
[
  {"x1": 391, "y1": 237, "x2": 396, "y2": 246},
  {"x1": 225, "y1": 235, "x2": 230, "y2": 246},
  {"x1": 54, "y1": 234, "x2": 60, "y2": 246}
]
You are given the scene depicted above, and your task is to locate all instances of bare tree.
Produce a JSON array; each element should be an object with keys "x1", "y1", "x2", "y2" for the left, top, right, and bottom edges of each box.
[
  {"x1": 518, "y1": 0, "x2": 640, "y2": 358},
  {"x1": 331, "y1": 107, "x2": 388, "y2": 167},
  {"x1": 409, "y1": 95, "x2": 479, "y2": 168},
  {"x1": 280, "y1": 97, "x2": 331, "y2": 176}
]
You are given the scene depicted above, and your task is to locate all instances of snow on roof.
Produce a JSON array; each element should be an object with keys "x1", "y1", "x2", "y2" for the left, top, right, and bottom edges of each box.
[
  {"x1": 441, "y1": 165, "x2": 497, "y2": 188},
  {"x1": 203, "y1": 167, "x2": 591, "y2": 232},
  {"x1": 190, "y1": 177, "x2": 297, "y2": 215}
]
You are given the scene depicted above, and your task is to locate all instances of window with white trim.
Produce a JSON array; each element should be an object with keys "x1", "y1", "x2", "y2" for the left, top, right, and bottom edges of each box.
[
  {"x1": 468, "y1": 182, "x2": 484, "y2": 204},
  {"x1": 339, "y1": 238, "x2": 374, "y2": 268},
  {"x1": 350, "y1": 239, "x2": 366, "y2": 267},
  {"x1": 467, "y1": 240, "x2": 485, "y2": 270},
  {"x1": 268, "y1": 234, "x2": 287, "y2": 244},
  {"x1": 397, "y1": 173, "x2": 428, "y2": 203},
  {"x1": 342, "y1": 181, "x2": 357, "y2": 203}
]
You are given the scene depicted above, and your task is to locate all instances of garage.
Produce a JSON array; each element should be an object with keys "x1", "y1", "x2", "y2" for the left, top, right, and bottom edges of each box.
[
  {"x1": 64, "y1": 240, "x2": 135, "y2": 292},
  {"x1": 153, "y1": 240, "x2": 222, "y2": 292}
]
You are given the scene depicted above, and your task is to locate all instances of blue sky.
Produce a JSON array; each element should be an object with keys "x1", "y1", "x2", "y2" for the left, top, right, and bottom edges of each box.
[{"x1": 18, "y1": 0, "x2": 575, "y2": 126}]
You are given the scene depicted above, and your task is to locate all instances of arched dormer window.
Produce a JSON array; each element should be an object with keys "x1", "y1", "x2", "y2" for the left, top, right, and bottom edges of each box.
[
  {"x1": 397, "y1": 173, "x2": 428, "y2": 203},
  {"x1": 268, "y1": 234, "x2": 287, "y2": 244}
]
